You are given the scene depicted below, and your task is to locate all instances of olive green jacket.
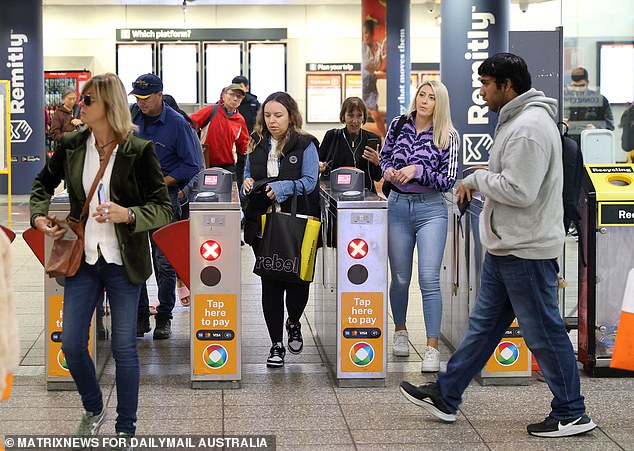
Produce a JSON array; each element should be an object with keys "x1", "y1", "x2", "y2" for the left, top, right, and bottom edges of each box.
[{"x1": 30, "y1": 129, "x2": 173, "y2": 285}]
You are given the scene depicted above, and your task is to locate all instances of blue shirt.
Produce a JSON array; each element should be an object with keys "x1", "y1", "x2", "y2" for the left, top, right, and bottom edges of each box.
[
  {"x1": 132, "y1": 103, "x2": 200, "y2": 186},
  {"x1": 243, "y1": 140, "x2": 319, "y2": 203}
]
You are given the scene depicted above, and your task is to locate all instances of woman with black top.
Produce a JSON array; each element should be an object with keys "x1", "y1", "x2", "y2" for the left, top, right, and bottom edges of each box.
[{"x1": 318, "y1": 97, "x2": 382, "y2": 192}]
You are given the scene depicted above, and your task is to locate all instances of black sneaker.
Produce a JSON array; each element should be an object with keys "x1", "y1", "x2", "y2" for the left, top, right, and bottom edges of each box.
[
  {"x1": 527, "y1": 414, "x2": 597, "y2": 437},
  {"x1": 286, "y1": 321, "x2": 303, "y2": 354},
  {"x1": 136, "y1": 317, "x2": 151, "y2": 337},
  {"x1": 153, "y1": 317, "x2": 172, "y2": 340},
  {"x1": 266, "y1": 342, "x2": 286, "y2": 368},
  {"x1": 399, "y1": 381, "x2": 456, "y2": 422}
]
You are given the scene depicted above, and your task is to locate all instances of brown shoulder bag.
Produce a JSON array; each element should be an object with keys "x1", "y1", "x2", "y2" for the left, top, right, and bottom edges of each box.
[{"x1": 45, "y1": 145, "x2": 115, "y2": 278}]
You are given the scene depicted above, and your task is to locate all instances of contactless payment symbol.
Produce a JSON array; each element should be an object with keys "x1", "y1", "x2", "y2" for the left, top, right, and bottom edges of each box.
[
  {"x1": 495, "y1": 341, "x2": 519, "y2": 366},
  {"x1": 349, "y1": 342, "x2": 374, "y2": 367},
  {"x1": 57, "y1": 350, "x2": 69, "y2": 372},
  {"x1": 203, "y1": 344, "x2": 228, "y2": 369}
]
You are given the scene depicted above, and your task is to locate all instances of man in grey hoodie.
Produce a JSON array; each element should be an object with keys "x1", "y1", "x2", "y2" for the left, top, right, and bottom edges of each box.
[{"x1": 399, "y1": 53, "x2": 596, "y2": 438}]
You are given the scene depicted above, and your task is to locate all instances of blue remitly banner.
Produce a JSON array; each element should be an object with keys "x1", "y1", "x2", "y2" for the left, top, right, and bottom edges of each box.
[
  {"x1": 386, "y1": 0, "x2": 411, "y2": 124},
  {"x1": 0, "y1": 0, "x2": 45, "y2": 194},
  {"x1": 441, "y1": 0, "x2": 509, "y2": 176}
]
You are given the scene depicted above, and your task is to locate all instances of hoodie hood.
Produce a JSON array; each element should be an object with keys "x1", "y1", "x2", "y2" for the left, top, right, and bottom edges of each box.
[{"x1": 497, "y1": 88, "x2": 558, "y2": 127}]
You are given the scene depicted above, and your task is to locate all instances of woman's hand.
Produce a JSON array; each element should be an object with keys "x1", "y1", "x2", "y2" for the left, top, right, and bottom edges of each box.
[
  {"x1": 362, "y1": 146, "x2": 380, "y2": 166},
  {"x1": 265, "y1": 184, "x2": 277, "y2": 201},
  {"x1": 34, "y1": 215, "x2": 65, "y2": 240},
  {"x1": 93, "y1": 201, "x2": 129, "y2": 224},
  {"x1": 243, "y1": 177, "x2": 254, "y2": 194},
  {"x1": 383, "y1": 167, "x2": 397, "y2": 183},
  {"x1": 393, "y1": 165, "x2": 417, "y2": 184},
  {"x1": 70, "y1": 118, "x2": 83, "y2": 127},
  {"x1": 319, "y1": 161, "x2": 329, "y2": 174}
]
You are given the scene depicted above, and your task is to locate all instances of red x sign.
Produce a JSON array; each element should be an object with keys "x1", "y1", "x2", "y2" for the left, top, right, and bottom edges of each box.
[
  {"x1": 200, "y1": 240, "x2": 221, "y2": 261},
  {"x1": 348, "y1": 238, "x2": 368, "y2": 259}
]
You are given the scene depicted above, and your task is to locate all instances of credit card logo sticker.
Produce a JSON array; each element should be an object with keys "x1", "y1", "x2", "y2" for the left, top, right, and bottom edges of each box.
[
  {"x1": 495, "y1": 341, "x2": 519, "y2": 366},
  {"x1": 57, "y1": 350, "x2": 69, "y2": 371}
]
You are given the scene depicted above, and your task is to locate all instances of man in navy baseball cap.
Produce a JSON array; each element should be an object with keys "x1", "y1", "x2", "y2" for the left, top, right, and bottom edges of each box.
[{"x1": 129, "y1": 73, "x2": 163, "y2": 99}]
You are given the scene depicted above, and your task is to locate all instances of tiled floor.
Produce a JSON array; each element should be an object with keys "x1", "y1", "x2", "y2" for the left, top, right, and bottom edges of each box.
[{"x1": 2, "y1": 195, "x2": 634, "y2": 450}]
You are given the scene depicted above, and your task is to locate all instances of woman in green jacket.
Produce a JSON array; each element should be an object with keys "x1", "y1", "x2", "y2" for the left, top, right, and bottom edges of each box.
[{"x1": 30, "y1": 73, "x2": 172, "y2": 445}]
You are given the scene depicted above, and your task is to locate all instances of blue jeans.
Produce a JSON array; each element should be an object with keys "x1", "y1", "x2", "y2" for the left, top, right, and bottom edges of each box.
[
  {"x1": 437, "y1": 253, "x2": 586, "y2": 420},
  {"x1": 138, "y1": 187, "x2": 179, "y2": 321},
  {"x1": 62, "y1": 258, "x2": 141, "y2": 434},
  {"x1": 387, "y1": 191, "x2": 448, "y2": 338}
]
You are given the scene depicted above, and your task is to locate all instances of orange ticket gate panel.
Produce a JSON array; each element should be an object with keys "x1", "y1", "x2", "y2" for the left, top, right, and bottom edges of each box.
[
  {"x1": 315, "y1": 177, "x2": 388, "y2": 387},
  {"x1": 188, "y1": 169, "x2": 241, "y2": 389}
]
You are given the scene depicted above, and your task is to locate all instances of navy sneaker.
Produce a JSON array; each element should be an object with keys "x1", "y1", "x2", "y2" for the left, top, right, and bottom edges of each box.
[
  {"x1": 399, "y1": 381, "x2": 456, "y2": 422},
  {"x1": 527, "y1": 414, "x2": 597, "y2": 437}
]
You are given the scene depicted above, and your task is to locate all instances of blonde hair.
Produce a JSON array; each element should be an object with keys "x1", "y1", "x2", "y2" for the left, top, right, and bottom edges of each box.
[
  {"x1": 408, "y1": 80, "x2": 454, "y2": 150},
  {"x1": 248, "y1": 91, "x2": 307, "y2": 156},
  {"x1": 81, "y1": 73, "x2": 137, "y2": 143}
]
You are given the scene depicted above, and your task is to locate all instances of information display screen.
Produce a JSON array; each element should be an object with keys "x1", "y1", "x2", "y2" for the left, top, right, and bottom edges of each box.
[
  {"x1": 205, "y1": 43, "x2": 242, "y2": 104},
  {"x1": 161, "y1": 43, "x2": 199, "y2": 104},
  {"x1": 249, "y1": 43, "x2": 286, "y2": 102},
  {"x1": 306, "y1": 74, "x2": 341, "y2": 123},
  {"x1": 599, "y1": 42, "x2": 634, "y2": 104},
  {"x1": 117, "y1": 44, "x2": 154, "y2": 104},
  {"x1": 204, "y1": 174, "x2": 218, "y2": 186}
]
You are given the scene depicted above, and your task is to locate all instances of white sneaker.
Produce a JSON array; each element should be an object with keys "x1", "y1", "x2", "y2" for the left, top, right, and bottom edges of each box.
[
  {"x1": 421, "y1": 346, "x2": 440, "y2": 372},
  {"x1": 393, "y1": 330, "x2": 410, "y2": 357}
]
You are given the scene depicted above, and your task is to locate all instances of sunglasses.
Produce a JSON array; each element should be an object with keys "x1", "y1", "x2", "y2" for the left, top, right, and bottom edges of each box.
[{"x1": 80, "y1": 95, "x2": 94, "y2": 106}]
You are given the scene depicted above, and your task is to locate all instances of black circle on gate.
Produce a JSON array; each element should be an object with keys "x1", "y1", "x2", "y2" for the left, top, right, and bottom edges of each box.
[
  {"x1": 347, "y1": 264, "x2": 368, "y2": 285},
  {"x1": 201, "y1": 266, "x2": 221, "y2": 286}
]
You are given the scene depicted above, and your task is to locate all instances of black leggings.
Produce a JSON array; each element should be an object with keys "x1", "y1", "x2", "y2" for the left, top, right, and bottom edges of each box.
[{"x1": 261, "y1": 278, "x2": 310, "y2": 343}]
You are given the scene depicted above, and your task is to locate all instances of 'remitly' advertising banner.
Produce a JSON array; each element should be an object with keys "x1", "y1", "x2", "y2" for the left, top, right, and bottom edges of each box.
[
  {"x1": 0, "y1": 0, "x2": 45, "y2": 194},
  {"x1": 441, "y1": 0, "x2": 509, "y2": 176}
]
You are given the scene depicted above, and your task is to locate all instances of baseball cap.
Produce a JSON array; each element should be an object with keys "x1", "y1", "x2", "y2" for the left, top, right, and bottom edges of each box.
[
  {"x1": 130, "y1": 74, "x2": 163, "y2": 99},
  {"x1": 224, "y1": 83, "x2": 246, "y2": 95}
]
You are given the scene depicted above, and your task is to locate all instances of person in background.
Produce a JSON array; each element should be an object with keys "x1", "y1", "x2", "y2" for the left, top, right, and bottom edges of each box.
[
  {"x1": 564, "y1": 66, "x2": 614, "y2": 147},
  {"x1": 318, "y1": 96, "x2": 382, "y2": 193},
  {"x1": 191, "y1": 83, "x2": 250, "y2": 176},
  {"x1": 400, "y1": 53, "x2": 597, "y2": 438},
  {"x1": 0, "y1": 231, "x2": 18, "y2": 401},
  {"x1": 620, "y1": 102, "x2": 634, "y2": 156},
  {"x1": 242, "y1": 92, "x2": 320, "y2": 368},
  {"x1": 50, "y1": 86, "x2": 83, "y2": 143},
  {"x1": 130, "y1": 73, "x2": 200, "y2": 338},
  {"x1": 232, "y1": 75, "x2": 261, "y2": 212},
  {"x1": 380, "y1": 80, "x2": 459, "y2": 372},
  {"x1": 30, "y1": 73, "x2": 172, "y2": 447}
]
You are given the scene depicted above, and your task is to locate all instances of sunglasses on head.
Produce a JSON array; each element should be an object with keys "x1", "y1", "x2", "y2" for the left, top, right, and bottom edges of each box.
[{"x1": 80, "y1": 95, "x2": 94, "y2": 106}]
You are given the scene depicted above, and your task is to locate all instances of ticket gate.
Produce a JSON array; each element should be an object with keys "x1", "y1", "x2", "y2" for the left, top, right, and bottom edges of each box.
[
  {"x1": 188, "y1": 168, "x2": 242, "y2": 389},
  {"x1": 578, "y1": 164, "x2": 634, "y2": 376},
  {"x1": 31, "y1": 193, "x2": 108, "y2": 390},
  {"x1": 442, "y1": 190, "x2": 532, "y2": 385},
  {"x1": 314, "y1": 168, "x2": 388, "y2": 387}
]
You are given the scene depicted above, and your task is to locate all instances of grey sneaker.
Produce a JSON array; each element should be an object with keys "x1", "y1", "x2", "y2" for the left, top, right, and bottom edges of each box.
[
  {"x1": 286, "y1": 321, "x2": 304, "y2": 354},
  {"x1": 110, "y1": 432, "x2": 134, "y2": 451},
  {"x1": 76, "y1": 409, "x2": 107, "y2": 437}
]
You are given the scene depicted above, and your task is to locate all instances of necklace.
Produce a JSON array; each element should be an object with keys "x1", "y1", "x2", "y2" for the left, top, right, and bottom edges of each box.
[
  {"x1": 343, "y1": 130, "x2": 363, "y2": 166},
  {"x1": 95, "y1": 138, "x2": 117, "y2": 161}
]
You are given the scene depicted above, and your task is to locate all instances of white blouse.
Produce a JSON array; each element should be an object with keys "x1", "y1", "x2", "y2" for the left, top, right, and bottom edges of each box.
[{"x1": 82, "y1": 133, "x2": 122, "y2": 266}]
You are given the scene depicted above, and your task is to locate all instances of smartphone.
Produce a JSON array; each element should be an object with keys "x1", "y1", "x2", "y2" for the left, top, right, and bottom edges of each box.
[
  {"x1": 367, "y1": 137, "x2": 381, "y2": 150},
  {"x1": 97, "y1": 183, "x2": 106, "y2": 205}
]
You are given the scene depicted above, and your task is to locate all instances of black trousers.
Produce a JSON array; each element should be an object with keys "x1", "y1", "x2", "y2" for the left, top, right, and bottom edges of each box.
[{"x1": 261, "y1": 278, "x2": 310, "y2": 343}]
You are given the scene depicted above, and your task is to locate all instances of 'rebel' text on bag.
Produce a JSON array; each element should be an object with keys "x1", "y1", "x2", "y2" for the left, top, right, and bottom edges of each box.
[{"x1": 254, "y1": 253, "x2": 299, "y2": 274}]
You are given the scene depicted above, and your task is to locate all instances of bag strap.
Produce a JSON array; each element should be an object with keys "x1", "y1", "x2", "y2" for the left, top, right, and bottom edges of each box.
[{"x1": 79, "y1": 142, "x2": 116, "y2": 221}]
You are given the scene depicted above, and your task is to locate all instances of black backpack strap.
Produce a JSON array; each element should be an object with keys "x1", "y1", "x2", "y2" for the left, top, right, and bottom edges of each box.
[
  {"x1": 202, "y1": 103, "x2": 219, "y2": 128},
  {"x1": 393, "y1": 114, "x2": 407, "y2": 142}
]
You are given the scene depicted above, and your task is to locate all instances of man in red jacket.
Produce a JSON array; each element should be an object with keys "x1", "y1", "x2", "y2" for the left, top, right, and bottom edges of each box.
[{"x1": 191, "y1": 83, "x2": 250, "y2": 177}]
